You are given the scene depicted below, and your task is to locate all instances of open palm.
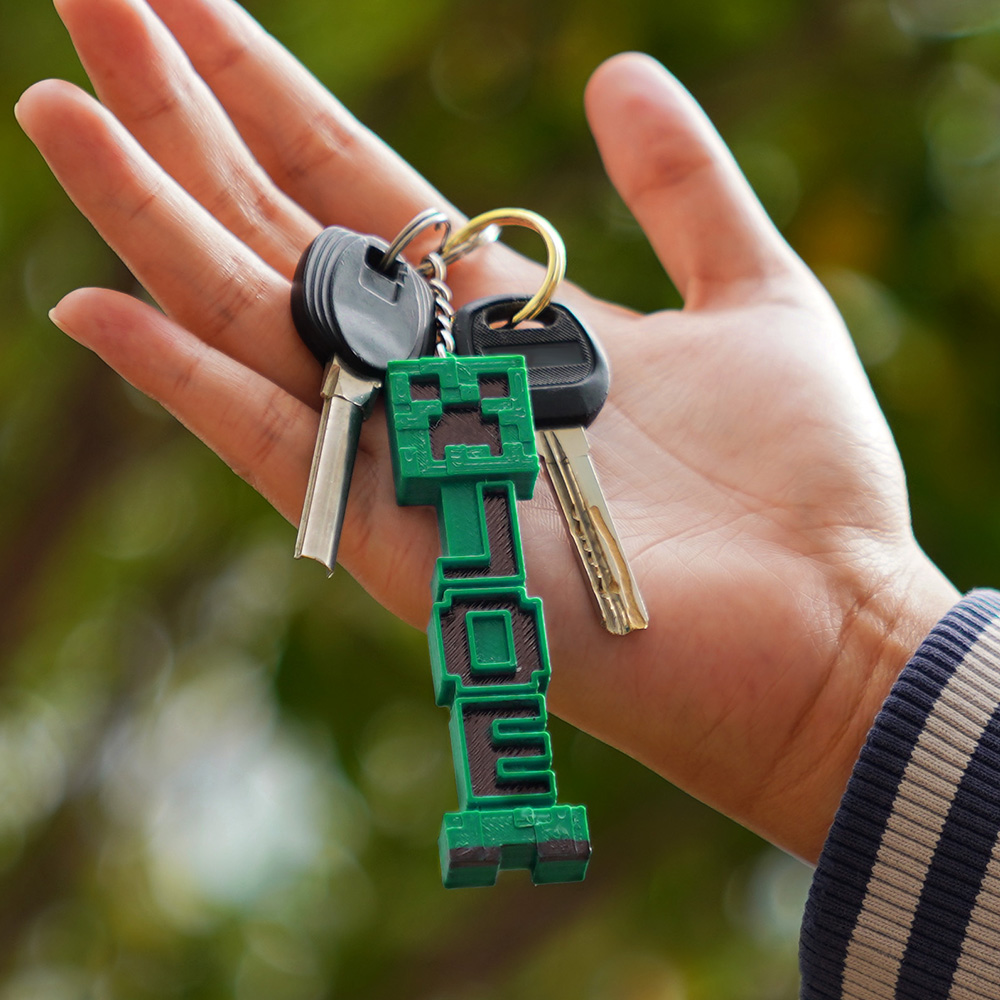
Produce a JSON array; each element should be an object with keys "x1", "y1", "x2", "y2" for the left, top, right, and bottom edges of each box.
[{"x1": 17, "y1": 0, "x2": 957, "y2": 861}]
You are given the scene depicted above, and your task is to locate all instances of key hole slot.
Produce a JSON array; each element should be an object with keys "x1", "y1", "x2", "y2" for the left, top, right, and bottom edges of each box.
[
  {"x1": 366, "y1": 244, "x2": 403, "y2": 281},
  {"x1": 485, "y1": 303, "x2": 555, "y2": 331}
]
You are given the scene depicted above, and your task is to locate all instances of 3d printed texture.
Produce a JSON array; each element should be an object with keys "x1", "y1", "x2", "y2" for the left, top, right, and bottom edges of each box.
[{"x1": 386, "y1": 354, "x2": 591, "y2": 888}]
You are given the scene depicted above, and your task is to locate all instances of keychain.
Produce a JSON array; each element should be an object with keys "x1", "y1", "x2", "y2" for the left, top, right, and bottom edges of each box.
[
  {"x1": 382, "y1": 210, "x2": 591, "y2": 886},
  {"x1": 289, "y1": 207, "x2": 651, "y2": 886}
]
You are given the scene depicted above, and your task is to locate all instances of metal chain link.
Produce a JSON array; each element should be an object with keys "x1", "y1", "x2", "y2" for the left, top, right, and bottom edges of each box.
[{"x1": 421, "y1": 251, "x2": 456, "y2": 356}]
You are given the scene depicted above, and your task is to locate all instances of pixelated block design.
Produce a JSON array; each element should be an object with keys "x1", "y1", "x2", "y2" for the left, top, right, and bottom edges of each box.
[
  {"x1": 439, "y1": 485, "x2": 520, "y2": 581},
  {"x1": 449, "y1": 694, "x2": 555, "y2": 809},
  {"x1": 439, "y1": 806, "x2": 591, "y2": 888},
  {"x1": 467, "y1": 610, "x2": 517, "y2": 674},
  {"x1": 429, "y1": 587, "x2": 550, "y2": 706},
  {"x1": 385, "y1": 353, "x2": 590, "y2": 888},
  {"x1": 386, "y1": 355, "x2": 538, "y2": 506},
  {"x1": 431, "y1": 482, "x2": 525, "y2": 598}
]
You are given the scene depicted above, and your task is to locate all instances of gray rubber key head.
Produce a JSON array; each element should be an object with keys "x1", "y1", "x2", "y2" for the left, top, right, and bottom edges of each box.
[{"x1": 292, "y1": 226, "x2": 436, "y2": 376}]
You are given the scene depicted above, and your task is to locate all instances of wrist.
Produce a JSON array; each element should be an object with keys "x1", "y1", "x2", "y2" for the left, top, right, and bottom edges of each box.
[{"x1": 761, "y1": 544, "x2": 959, "y2": 863}]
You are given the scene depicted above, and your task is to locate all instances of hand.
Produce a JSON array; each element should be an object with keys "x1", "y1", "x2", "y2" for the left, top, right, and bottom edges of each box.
[{"x1": 16, "y1": 0, "x2": 959, "y2": 862}]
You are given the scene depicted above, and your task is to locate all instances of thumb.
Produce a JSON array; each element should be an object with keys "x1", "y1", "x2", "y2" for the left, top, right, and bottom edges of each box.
[{"x1": 584, "y1": 53, "x2": 799, "y2": 308}]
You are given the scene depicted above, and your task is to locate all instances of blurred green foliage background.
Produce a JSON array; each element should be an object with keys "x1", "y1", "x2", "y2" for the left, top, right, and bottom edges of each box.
[{"x1": 2, "y1": 0, "x2": 1000, "y2": 996}]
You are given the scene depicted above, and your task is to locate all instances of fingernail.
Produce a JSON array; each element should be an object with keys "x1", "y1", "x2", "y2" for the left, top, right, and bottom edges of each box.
[{"x1": 48, "y1": 307, "x2": 68, "y2": 333}]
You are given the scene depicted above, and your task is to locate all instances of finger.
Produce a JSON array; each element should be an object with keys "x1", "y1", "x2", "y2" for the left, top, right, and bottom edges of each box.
[
  {"x1": 16, "y1": 80, "x2": 318, "y2": 404},
  {"x1": 145, "y1": 0, "x2": 454, "y2": 239},
  {"x1": 51, "y1": 287, "x2": 315, "y2": 523},
  {"x1": 144, "y1": 0, "x2": 574, "y2": 305},
  {"x1": 54, "y1": 0, "x2": 320, "y2": 279},
  {"x1": 584, "y1": 53, "x2": 804, "y2": 309},
  {"x1": 50, "y1": 287, "x2": 440, "y2": 626}
]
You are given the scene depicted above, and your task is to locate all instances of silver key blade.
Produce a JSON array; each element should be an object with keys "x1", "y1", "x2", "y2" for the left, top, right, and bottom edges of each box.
[
  {"x1": 296, "y1": 360, "x2": 381, "y2": 575},
  {"x1": 536, "y1": 425, "x2": 649, "y2": 635}
]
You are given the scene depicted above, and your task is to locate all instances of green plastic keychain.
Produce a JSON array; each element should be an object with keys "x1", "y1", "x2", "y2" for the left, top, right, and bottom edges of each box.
[{"x1": 386, "y1": 349, "x2": 591, "y2": 888}]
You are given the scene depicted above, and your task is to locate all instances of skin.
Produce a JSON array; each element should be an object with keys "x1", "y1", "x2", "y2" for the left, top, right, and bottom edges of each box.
[{"x1": 16, "y1": 0, "x2": 959, "y2": 863}]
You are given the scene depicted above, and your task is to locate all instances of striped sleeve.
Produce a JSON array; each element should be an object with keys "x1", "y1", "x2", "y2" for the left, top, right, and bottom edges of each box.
[{"x1": 800, "y1": 589, "x2": 1000, "y2": 1000}]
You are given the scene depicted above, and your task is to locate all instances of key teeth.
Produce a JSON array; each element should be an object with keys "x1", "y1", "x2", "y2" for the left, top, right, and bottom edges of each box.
[
  {"x1": 605, "y1": 609, "x2": 647, "y2": 636},
  {"x1": 584, "y1": 502, "x2": 650, "y2": 633},
  {"x1": 536, "y1": 427, "x2": 649, "y2": 635}
]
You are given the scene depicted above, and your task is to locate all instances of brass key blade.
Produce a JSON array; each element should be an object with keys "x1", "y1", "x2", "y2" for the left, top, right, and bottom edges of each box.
[
  {"x1": 296, "y1": 360, "x2": 380, "y2": 574},
  {"x1": 536, "y1": 426, "x2": 649, "y2": 635}
]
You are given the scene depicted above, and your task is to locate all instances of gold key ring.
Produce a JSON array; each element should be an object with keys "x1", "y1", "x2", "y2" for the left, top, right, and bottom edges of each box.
[{"x1": 442, "y1": 208, "x2": 567, "y2": 325}]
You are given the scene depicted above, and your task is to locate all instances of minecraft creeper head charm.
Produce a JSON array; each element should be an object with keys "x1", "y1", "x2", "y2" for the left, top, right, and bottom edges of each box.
[{"x1": 386, "y1": 353, "x2": 591, "y2": 888}]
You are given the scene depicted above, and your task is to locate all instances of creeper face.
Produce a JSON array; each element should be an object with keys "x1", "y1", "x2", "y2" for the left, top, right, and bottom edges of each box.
[
  {"x1": 385, "y1": 354, "x2": 591, "y2": 889},
  {"x1": 386, "y1": 353, "x2": 538, "y2": 507}
]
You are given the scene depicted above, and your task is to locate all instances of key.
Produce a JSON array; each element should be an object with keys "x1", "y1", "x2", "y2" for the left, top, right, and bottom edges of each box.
[
  {"x1": 291, "y1": 225, "x2": 437, "y2": 573},
  {"x1": 453, "y1": 294, "x2": 649, "y2": 635}
]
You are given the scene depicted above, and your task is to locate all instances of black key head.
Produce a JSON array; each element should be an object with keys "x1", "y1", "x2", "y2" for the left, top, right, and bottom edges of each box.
[
  {"x1": 292, "y1": 226, "x2": 437, "y2": 378},
  {"x1": 452, "y1": 294, "x2": 610, "y2": 428}
]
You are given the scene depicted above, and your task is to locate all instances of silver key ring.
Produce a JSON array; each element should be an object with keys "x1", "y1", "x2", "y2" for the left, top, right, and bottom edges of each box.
[
  {"x1": 378, "y1": 208, "x2": 451, "y2": 272},
  {"x1": 381, "y1": 206, "x2": 501, "y2": 275}
]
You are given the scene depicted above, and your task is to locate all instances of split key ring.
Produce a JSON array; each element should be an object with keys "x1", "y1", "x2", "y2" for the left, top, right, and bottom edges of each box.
[
  {"x1": 379, "y1": 206, "x2": 567, "y2": 327},
  {"x1": 442, "y1": 208, "x2": 566, "y2": 325}
]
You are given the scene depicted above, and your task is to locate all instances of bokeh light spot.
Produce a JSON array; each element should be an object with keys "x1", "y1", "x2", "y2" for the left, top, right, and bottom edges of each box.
[{"x1": 890, "y1": 0, "x2": 1000, "y2": 38}]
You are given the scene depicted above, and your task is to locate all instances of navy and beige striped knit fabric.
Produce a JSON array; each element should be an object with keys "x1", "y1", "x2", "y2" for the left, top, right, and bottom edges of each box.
[{"x1": 800, "y1": 590, "x2": 1000, "y2": 999}]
